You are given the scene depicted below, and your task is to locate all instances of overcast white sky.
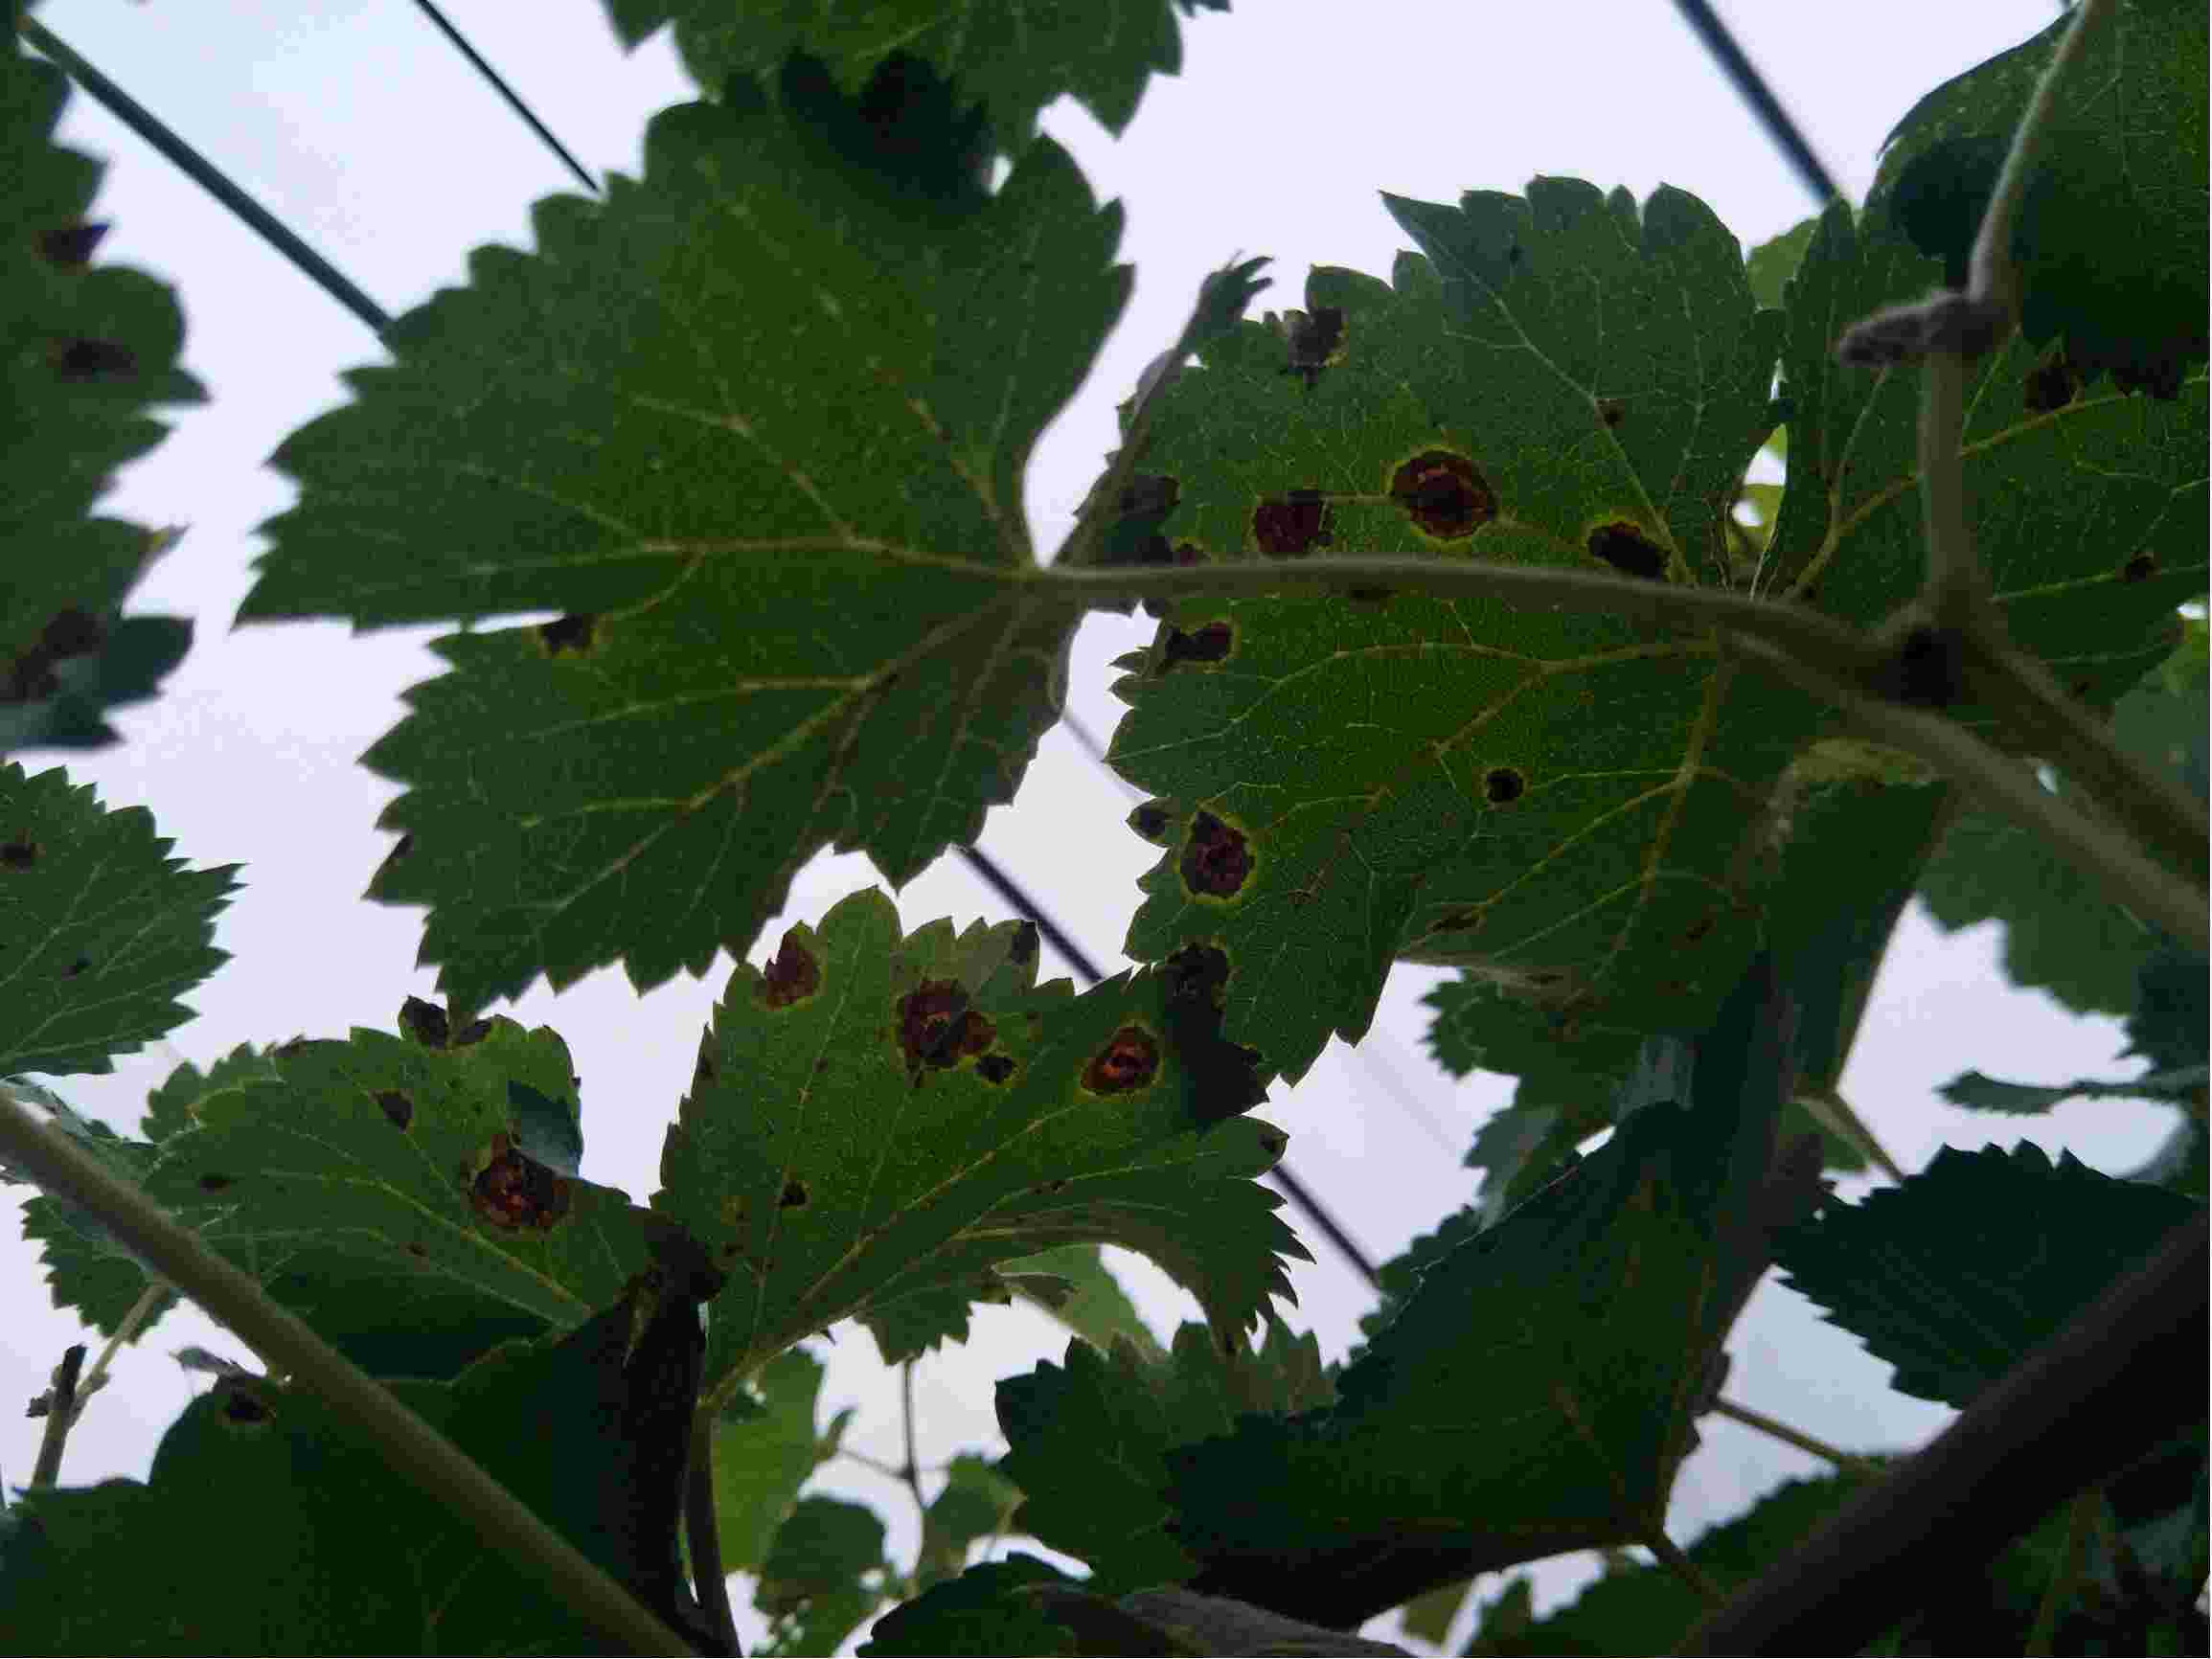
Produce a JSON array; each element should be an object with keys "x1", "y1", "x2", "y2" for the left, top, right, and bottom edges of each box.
[{"x1": 10, "y1": 1, "x2": 2178, "y2": 1650}]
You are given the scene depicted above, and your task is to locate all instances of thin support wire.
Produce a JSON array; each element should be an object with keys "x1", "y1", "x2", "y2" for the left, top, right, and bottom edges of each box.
[
  {"x1": 408, "y1": 0, "x2": 599, "y2": 194},
  {"x1": 1670, "y1": 0, "x2": 1842, "y2": 206}
]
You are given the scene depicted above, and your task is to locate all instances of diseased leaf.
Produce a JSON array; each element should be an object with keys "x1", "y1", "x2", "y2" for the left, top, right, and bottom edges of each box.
[
  {"x1": 654, "y1": 888, "x2": 1303, "y2": 1398},
  {"x1": 239, "y1": 56, "x2": 1132, "y2": 1018},
  {"x1": 1869, "y1": 0, "x2": 2207, "y2": 394},
  {"x1": 0, "y1": 763, "x2": 239, "y2": 1078},
  {"x1": 1773, "y1": 1142, "x2": 2202, "y2": 1408},
  {"x1": 139, "y1": 1015, "x2": 660, "y2": 1334},
  {"x1": 1154, "y1": 958, "x2": 1819, "y2": 1627},
  {"x1": 1, "y1": 41, "x2": 200, "y2": 754},
  {"x1": 994, "y1": 1320, "x2": 1334, "y2": 1594},
  {"x1": 601, "y1": 0, "x2": 1228, "y2": 148}
]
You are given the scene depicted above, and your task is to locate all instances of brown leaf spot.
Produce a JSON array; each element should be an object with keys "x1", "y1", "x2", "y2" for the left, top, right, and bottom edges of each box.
[
  {"x1": 977, "y1": 1053, "x2": 1015, "y2": 1085},
  {"x1": 1129, "y1": 802, "x2": 1173, "y2": 843},
  {"x1": 376, "y1": 1090, "x2": 413, "y2": 1131},
  {"x1": 1587, "y1": 520, "x2": 1667, "y2": 580},
  {"x1": 898, "y1": 979, "x2": 973, "y2": 1074},
  {"x1": 1483, "y1": 767, "x2": 1525, "y2": 806},
  {"x1": 41, "y1": 222, "x2": 108, "y2": 266},
  {"x1": 1160, "y1": 621, "x2": 1233, "y2": 671},
  {"x1": 761, "y1": 933, "x2": 821, "y2": 1008},
  {"x1": 1, "y1": 840, "x2": 36, "y2": 870},
  {"x1": 2022, "y1": 351, "x2": 2080, "y2": 415},
  {"x1": 2122, "y1": 552, "x2": 2156, "y2": 583},
  {"x1": 406, "y1": 1241, "x2": 427, "y2": 1258},
  {"x1": 398, "y1": 994, "x2": 447, "y2": 1048},
  {"x1": 469, "y1": 1134, "x2": 571, "y2": 1231},
  {"x1": 1252, "y1": 488, "x2": 1333, "y2": 557},
  {"x1": 1391, "y1": 451, "x2": 1496, "y2": 540},
  {"x1": 53, "y1": 338, "x2": 137, "y2": 381},
  {"x1": 1180, "y1": 812, "x2": 1252, "y2": 898},
  {"x1": 197, "y1": 1172, "x2": 233, "y2": 1193},
  {"x1": 1596, "y1": 398, "x2": 1627, "y2": 428},
  {"x1": 779, "y1": 1179, "x2": 809, "y2": 1210},
  {"x1": 1083, "y1": 1026, "x2": 1159, "y2": 1094},
  {"x1": 537, "y1": 614, "x2": 595, "y2": 654}
]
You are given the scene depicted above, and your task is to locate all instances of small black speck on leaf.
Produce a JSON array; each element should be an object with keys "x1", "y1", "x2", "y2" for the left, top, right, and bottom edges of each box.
[{"x1": 1483, "y1": 767, "x2": 1525, "y2": 806}]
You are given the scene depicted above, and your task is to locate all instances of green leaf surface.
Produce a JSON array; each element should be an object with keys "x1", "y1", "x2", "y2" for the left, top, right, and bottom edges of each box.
[
  {"x1": 994, "y1": 1321, "x2": 1333, "y2": 1592},
  {"x1": 1399, "y1": 1576, "x2": 1473, "y2": 1648},
  {"x1": 603, "y1": 0, "x2": 1227, "y2": 148},
  {"x1": 1466, "y1": 1471, "x2": 1882, "y2": 1655},
  {"x1": 138, "y1": 1040, "x2": 282, "y2": 1143},
  {"x1": 5, "y1": 1079, "x2": 178, "y2": 1337},
  {"x1": 1112, "y1": 179, "x2": 1806, "y2": 1084},
  {"x1": 1869, "y1": 0, "x2": 2208, "y2": 392},
  {"x1": 652, "y1": 888, "x2": 1302, "y2": 1397},
  {"x1": 859, "y1": 1555, "x2": 1081, "y2": 1657},
  {"x1": 756, "y1": 1493, "x2": 889, "y2": 1656},
  {"x1": 239, "y1": 56, "x2": 1132, "y2": 1017},
  {"x1": 2, "y1": 43, "x2": 201, "y2": 754},
  {"x1": 1937, "y1": 1063, "x2": 2208, "y2": 1115},
  {"x1": 1154, "y1": 958, "x2": 1820, "y2": 1627},
  {"x1": 709, "y1": 1344, "x2": 843, "y2": 1576},
  {"x1": 0, "y1": 764, "x2": 238, "y2": 1078},
  {"x1": 1743, "y1": 216, "x2": 1818, "y2": 313},
  {"x1": 1773, "y1": 1141, "x2": 2203, "y2": 1408},
  {"x1": 0, "y1": 1270, "x2": 722, "y2": 1655},
  {"x1": 917, "y1": 1452, "x2": 1023, "y2": 1588},
  {"x1": 1001, "y1": 1241, "x2": 1165, "y2": 1359},
  {"x1": 138, "y1": 1015, "x2": 661, "y2": 1334}
]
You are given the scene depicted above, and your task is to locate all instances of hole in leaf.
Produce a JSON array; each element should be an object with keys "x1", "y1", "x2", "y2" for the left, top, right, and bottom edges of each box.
[
  {"x1": 537, "y1": 613, "x2": 594, "y2": 654},
  {"x1": 761, "y1": 933, "x2": 821, "y2": 1008},
  {"x1": 1252, "y1": 489, "x2": 1332, "y2": 557},
  {"x1": 1391, "y1": 451, "x2": 1495, "y2": 540},
  {"x1": 1160, "y1": 621, "x2": 1234, "y2": 670},
  {"x1": 376, "y1": 1090, "x2": 413, "y2": 1131},
  {"x1": 1484, "y1": 767, "x2": 1525, "y2": 805},
  {"x1": 977, "y1": 1054, "x2": 1015, "y2": 1085},
  {"x1": 1587, "y1": 520, "x2": 1667, "y2": 580},
  {"x1": 1180, "y1": 812, "x2": 1252, "y2": 897},
  {"x1": 1083, "y1": 1026, "x2": 1159, "y2": 1094}
]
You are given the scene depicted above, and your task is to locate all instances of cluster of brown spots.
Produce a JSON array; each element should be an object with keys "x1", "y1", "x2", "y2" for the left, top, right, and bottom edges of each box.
[
  {"x1": 1252, "y1": 488, "x2": 1333, "y2": 557},
  {"x1": 537, "y1": 613, "x2": 594, "y2": 654},
  {"x1": 469, "y1": 1132, "x2": 571, "y2": 1231},
  {"x1": 376, "y1": 1090, "x2": 413, "y2": 1131},
  {"x1": 1587, "y1": 521, "x2": 1667, "y2": 580},
  {"x1": 1483, "y1": 767, "x2": 1525, "y2": 806},
  {"x1": 1082, "y1": 1025, "x2": 1160, "y2": 1094},
  {"x1": 1180, "y1": 812, "x2": 1252, "y2": 898},
  {"x1": 1160, "y1": 621, "x2": 1233, "y2": 671},
  {"x1": 761, "y1": 933, "x2": 821, "y2": 1008},
  {"x1": 1392, "y1": 452, "x2": 1496, "y2": 541}
]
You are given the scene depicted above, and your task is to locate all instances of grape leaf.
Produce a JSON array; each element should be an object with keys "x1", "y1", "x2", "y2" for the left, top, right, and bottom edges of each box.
[
  {"x1": 916, "y1": 1452, "x2": 1022, "y2": 1589},
  {"x1": 860, "y1": 1556, "x2": 1081, "y2": 1657},
  {"x1": 709, "y1": 1345, "x2": 848, "y2": 1577},
  {"x1": 237, "y1": 55, "x2": 1132, "y2": 1018},
  {"x1": 1743, "y1": 216, "x2": 1817, "y2": 313},
  {"x1": 7, "y1": 1079, "x2": 177, "y2": 1337},
  {"x1": 652, "y1": 888, "x2": 1303, "y2": 1397},
  {"x1": 139, "y1": 1015, "x2": 661, "y2": 1332},
  {"x1": 999, "y1": 1241, "x2": 1165, "y2": 1360},
  {"x1": 1, "y1": 40, "x2": 199, "y2": 754},
  {"x1": 1152, "y1": 956, "x2": 1821, "y2": 1627},
  {"x1": 756, "y1": 1493, "x2": 890, "y2": 1656},
  {"x1": 993, "y1": 1321, "x2": 1334, "y2": 1593},
  {"x1": 602, "y1": 0, "x2": 1230, "y2": 149},
  {"x1": 0, "y1": 762, "x2": 239, "y2": 1078},
  {"x1": 1112, "y1": 179, "x2": 1808, "y2": 1084},
  {"x1": 1773, "y1": 1142, "x2": 2202, "y2": 1408},
  {"x1": 0, "y1": 1267, "x2": 724, "y2": 1655},
  {"x1": 1937, "y1": 1063, "x2": 2208, "y2": 1115},
  {"x1": 1869, "y1": 0, "x2": 2207, "y2": 394}
]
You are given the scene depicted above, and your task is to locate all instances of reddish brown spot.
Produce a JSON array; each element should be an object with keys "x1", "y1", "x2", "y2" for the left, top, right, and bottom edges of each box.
[
  {"x1": 1181, "y1": 812, "x2": 1252, "y2": 898},
  {"x1": 1161, "y1": 621, "x2": 1233, "y2": 670},
  {"x1": 898, "y1": 979, "x2": 974, "y2": 1074},
  {"x1": 376, "y1": 1090, "x2": 413, "y2": 1131},
  {"x1": 779, "y1": 1179, "x2": 809, "y2": 1210},
  {"x1": 977, "y1": 1054, "x2": 1015, "y2": 1085},
  {"x1": 1252, "y1": 489, "x2": 1332, "y2": 557},
  {"x1": 1596, "y1": 398, "x2": 1627, "y2": 428},
  {"x1": 1, "y1": 840, "x2": 36, "y2": 870},
  {"x1": 537, "y1": 613, "x2": 594, "y2": 654},
  {"x1": 197, "y1": 1172, "x2": 233, "y2": 1193},
  {"x1": 41, "y1": 222, "x2": 108, "y2": 266},
  {"x1": 761, "y1": 933, "x2": 820, "y2": 1008},
  {"x1": 1129, "y1": 803, "x2": 1173, "y2": 843},
  {"x1": 2121, "y1": 552, "x2": 2156, "y2": 583},
  {"x1": 469, "y1": 1134, "x2": 571, "y2": 1231},
  {"x1": 1083, "y1": 1027, "x2": 1159, "y2": 1094},
  {"x1": 1484, "y1": 767, "x2": 1525, "y2": 805},
  {"x1": 1588, "y1": 521, "x2": 1667, "y2": 580},
  {"x1": 53, "y1": 338, "x2": 136, "y2": 381},
  {"x1": 1391, "y1": 452, "x2": 1496, "y2": 540}
]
